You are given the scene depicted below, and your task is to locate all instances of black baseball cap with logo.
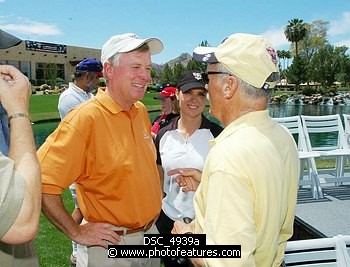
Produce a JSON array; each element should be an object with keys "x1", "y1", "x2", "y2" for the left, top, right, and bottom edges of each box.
[{"x1": 177, "y1": 70, "x2": 206, "y2": 93}]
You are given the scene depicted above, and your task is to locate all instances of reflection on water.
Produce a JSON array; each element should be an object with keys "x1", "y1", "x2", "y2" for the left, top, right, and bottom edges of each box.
[{"x1": 33, "y1": 105, "x2": 350, "y2": 149}]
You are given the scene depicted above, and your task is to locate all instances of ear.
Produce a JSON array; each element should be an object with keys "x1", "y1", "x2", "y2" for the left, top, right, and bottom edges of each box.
[
  {"x1": 223, "y1": 76, "x2": 238, "y2": 99},
  {"x1": 85, "y1": 72, "x2": 91, "y2": 82},
  {"x1": 103, "y1": 62, "x2": 113, "y2": 80}
]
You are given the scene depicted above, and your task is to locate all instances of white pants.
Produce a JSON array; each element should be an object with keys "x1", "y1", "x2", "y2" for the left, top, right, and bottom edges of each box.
[{"x1": 77, "y1": 224, "x2": 160, "y2": 267}]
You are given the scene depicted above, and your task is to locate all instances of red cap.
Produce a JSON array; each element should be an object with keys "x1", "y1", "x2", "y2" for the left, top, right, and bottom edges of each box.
[{"x1": 154, "y1": 86, "x2": 177, "y2": 100}]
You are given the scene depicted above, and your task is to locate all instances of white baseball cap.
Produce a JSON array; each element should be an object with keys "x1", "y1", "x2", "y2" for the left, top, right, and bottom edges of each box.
[
  {"x1": 193, "y1": 33, "x2": 280, "y2": 89},
  {"x1": 101, "y1": 33, "x2": 163, "y2": 64}
]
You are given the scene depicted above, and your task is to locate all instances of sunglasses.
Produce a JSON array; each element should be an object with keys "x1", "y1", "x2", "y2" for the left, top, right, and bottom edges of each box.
[{"x1": 202, "y1": 71, "x2": 233, "y2": 83}]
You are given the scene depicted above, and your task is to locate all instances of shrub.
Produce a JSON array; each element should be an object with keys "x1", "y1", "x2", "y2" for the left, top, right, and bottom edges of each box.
[
  {"x1": 40, "y1": 84, "x2": 50, "y2": 91},
  {"x1": 328, "y1": 87, "x2": 338, "y2": 95},
  {"x1": 147, "y1": 84, "x2": 157, "y2": 92},
  {"x1": 302, "y1": 87, "x2": 317, "y2": 96},
  {"x1": 55, "y1": 77, "x2": 64, "y2": 87},
  {"x1": 36, "y1": 79, "x2": 47, "y2": 86},
  {"x1": 99, "y1": 78, "x2": 106, "y2": 87}
]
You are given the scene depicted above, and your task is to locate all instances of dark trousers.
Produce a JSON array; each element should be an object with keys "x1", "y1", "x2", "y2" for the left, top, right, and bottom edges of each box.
[{"x1": 155, "y1": 210, "x2": 192, "y2": 267}]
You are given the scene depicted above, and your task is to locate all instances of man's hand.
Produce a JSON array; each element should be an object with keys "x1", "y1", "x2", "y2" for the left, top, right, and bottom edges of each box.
[
  {"x1": 75, "y1": 222, "x2": 121, "y2": 249},
  {"x1": 42, "y1": 194, "x2": 121, "y2": 249},
  {"x1": 0, "y1": 65, "x2": 30, "y2": 115},
  {"x1": 168, "y1": 168, "x2": 202, "y2": 192},
  {"x1": 172, "y1": 220, "x2": 206, "y2": 267},
  {"x1": 171, "y1": 220, "x2": 194, "y2": 234}
]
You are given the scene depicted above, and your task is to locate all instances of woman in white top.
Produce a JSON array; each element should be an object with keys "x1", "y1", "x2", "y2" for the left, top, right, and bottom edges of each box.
[{"x1": 154, "y1": 70, "x2": 222, "y2": 267}]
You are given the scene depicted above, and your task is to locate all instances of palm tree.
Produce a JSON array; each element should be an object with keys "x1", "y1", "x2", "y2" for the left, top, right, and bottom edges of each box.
[
  {"x1": 285, "y1": 51, "x2": 291, "y2": 68},
  {"x1": 277, "y1": 50, "x2": 288, "y2": 70},
  {"x1": 284, "y1": 19, "x2": 308, "y2": 57},
  {"x1": 200, "y1": 40, "x2": 210, "y2": 47}
]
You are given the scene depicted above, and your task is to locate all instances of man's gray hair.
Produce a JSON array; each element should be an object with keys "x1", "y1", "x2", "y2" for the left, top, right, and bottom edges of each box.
[
  {"x1": 108, "y1": 53, "x2": 121, "y2": 67},
  {"x1": 216, "y1": 63, "x2": 272, "y2": 102},
  {"x1": 104, "y1": 43, "x2": 151, "y2": 83}
]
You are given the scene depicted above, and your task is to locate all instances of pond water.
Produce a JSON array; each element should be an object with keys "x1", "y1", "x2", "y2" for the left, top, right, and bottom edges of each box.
[
  {"x1": 269, "y1": 104, "x2": 350, "y2": 118},
  {"x1": 33, "y1": 105, "x2": 350, "y2": 149}
]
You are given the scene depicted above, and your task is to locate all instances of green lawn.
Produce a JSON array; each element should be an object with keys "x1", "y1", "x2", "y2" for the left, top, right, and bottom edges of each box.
[
  {"x1": 34, "y1": 190, "x2": 74, "y2": 267},
  {"x1": 29, "y1": 94, "x2": 60, "y2": 122},
  {"x1": 29, "y1": 91, "x2": 161, "y2": 122},
  {"x1": 30, "y1": 94, "x2": 72, "y2": 266}
]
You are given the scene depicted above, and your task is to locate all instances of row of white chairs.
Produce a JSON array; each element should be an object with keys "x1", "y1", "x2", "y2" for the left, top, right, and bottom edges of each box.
[
  {"x1": 273, "y1": 114, "x2": 350, "y2": 199},
  {"x1": 284, "y1": 235, "x2": 350, "y2": 266}
]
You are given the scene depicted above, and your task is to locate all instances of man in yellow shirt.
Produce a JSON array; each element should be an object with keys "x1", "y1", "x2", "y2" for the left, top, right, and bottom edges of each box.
[
  {"x1": 172, "y1": 33, "x2": 300, "y2": 267},
  {"x1": 38, "y1": 33, "x2": 163, "y2": 267}
]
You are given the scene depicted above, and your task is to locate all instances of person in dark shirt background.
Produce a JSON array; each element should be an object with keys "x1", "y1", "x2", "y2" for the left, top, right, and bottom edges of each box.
[{"x1": 151, "y1": 86, "x2": 179, "y2": 136}]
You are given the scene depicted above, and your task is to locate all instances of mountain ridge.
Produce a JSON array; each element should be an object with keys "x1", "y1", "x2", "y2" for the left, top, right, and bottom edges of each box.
[{"x1": 152, "y1": 52, "x2": 192, "y2": 76}]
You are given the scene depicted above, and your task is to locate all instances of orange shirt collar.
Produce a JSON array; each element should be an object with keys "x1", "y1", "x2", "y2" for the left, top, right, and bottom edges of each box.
[{"x1": 95, "y1": 88, "x2": 140, "y2": 117}]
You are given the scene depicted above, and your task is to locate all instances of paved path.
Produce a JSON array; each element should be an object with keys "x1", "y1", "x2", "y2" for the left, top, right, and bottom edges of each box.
[{"x1": 296, "y1": 186, "x2": 350, "y2": 237}]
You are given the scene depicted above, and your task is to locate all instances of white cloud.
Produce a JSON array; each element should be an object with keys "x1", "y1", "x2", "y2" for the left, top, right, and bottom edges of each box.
[
  {"x1": 261, "y1": 27, "x2": 289, "y2": 49},
  {"x1": 0, "y1": 0, "x2": 5, "y2": 3},
  {"x1": 329, "y1": 12, "x2": 350, "y2": 36},
  {"x1": 0, "y1": 17, "x2": 62, "y2": 36}
]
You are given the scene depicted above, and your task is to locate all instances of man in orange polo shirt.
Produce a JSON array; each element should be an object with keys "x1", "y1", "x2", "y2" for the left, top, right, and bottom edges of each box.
[{"x1": 37, "y1": 33, "x2": 163, "y2": 267}]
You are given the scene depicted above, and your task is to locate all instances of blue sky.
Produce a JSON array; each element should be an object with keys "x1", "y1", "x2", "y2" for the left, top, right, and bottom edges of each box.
[{"x1": 1, "y1": 0, "x2": 350, "y2": 64}]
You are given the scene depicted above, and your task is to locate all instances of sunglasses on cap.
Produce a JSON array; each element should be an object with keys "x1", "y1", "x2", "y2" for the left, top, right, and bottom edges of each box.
[{"x1": 201, "y1": 71, "x2": 233, "y2": 84}]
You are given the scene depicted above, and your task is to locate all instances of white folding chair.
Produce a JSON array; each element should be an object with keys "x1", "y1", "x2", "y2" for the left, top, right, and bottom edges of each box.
[
  {"x1": 273, "y1": 116, "x2": 322, "y2": 199},
  {"x1": 342, "y1": 114, "x2": 350, "y2": 174},
  {"x1": 284, "y1": 236, "x2": 348, "y2": 267},
  {"x1": 337, "y1": 235, "x2": 350, "y2": 266},
  {"x1": 301, "y1": 115, "x2": 350, "y2": 186},
  {"x1": 342, "y1": 114, "x2": 350, "y2": 144}
]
